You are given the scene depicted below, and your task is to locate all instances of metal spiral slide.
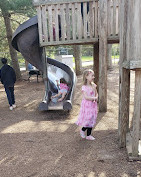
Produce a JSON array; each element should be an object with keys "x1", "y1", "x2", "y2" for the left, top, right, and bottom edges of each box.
[{"x1": 12, "y1": 16, "x2": 76, "y2": 111}]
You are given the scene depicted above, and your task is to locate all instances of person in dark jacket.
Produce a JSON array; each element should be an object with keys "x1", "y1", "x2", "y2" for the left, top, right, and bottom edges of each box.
[{"x1": 0, "y1": 58, "x2": 16, "y2": 110}]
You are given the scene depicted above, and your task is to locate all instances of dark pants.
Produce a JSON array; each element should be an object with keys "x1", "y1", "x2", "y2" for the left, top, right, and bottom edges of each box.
[
  {"x1": 82, "y1": 127, "x2": 92, "y2": 136},
  {"x1": 5, "y1": 86, "x2": 15, "y2": 106}
]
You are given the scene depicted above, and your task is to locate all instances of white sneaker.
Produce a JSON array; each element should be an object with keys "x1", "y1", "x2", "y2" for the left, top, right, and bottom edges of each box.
[
  {"x1": 80, "y1": 130, "x2": 86, "y2": 138},
  {"x1": 12, "y1": 104, "x2": 16, "y2": 108},
  {"x1": 9, "y1": 106, "x2": 13, "y2": 111},
  {"x1": 86, "y1": 135, "x2": 95, "y2": 140}
]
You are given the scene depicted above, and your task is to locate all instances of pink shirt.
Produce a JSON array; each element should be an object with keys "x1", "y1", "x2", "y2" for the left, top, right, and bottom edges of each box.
[{"x1": 60, "y1": 83, "x2": 69, "y2": 91}]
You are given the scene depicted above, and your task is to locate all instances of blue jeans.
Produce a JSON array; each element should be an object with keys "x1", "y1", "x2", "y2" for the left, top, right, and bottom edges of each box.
[{"x1": 5, "y1": 86, "x2": 15, "y2": 106}]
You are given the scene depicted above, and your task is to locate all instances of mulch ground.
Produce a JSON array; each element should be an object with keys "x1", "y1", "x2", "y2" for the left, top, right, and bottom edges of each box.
[{"x1": 0, "y1": 66, "x2": 140, "y2": 177}]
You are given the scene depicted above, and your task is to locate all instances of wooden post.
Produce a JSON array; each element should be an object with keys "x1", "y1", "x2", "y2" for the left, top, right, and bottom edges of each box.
[
  {"x1": 118, "y1": 68, "x2": 130, "y2": 147},
  {"x1": 42, "y1": 47, "x2": 48, "y2": 101},
  {"x1": 129, "y1": 0, "x2": 141, "y2": 157},
  {"x1": 93, "y1": 43, "x2": 99, "y2": 90},
  {"x1": 132, "y1": 70, "x2": 141, "y2": 156},
  {"x1": 99, "y1": 0, "x2": 108, "y2": 112},
  {"x1": 118, "y1": 0, "x2": 130, "y2": 148}
]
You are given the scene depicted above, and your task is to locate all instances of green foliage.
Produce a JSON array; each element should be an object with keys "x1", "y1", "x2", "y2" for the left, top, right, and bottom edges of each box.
[
  {"x1": 0, "y1": 16, "x2": 10, "y2": 59},
  {"x1": 0, "y1": 0, "x2": 36, "y2": 66},
  {"x1": 0, "y1": 0, "x2": 35, "y2": 17},
  {"x1": 112, "y1": 44, "x2": 119, "y2": 56}
]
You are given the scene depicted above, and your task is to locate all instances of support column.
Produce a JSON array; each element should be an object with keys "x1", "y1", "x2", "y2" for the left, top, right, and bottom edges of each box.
[
  {"x1": 118, "y1": 0, "x2": 130, "y2": 147},
  {"x1": 93, "y1": 43, "x2": 99, "y2": 91},
  {"x1": 132, "y1": 70, "x2": 141, "y2": 156},
  {"x1": 99, "y1": 0, "x2": 108, "y2": 112},
  {"x1": 42, "y1": 47, "x2": 48, "y2": 99},
  {"x1": 39, "y1": 47, "x2": 49, "y2": 111},
  {"x1": 118, "y1": 68, "x2": 130, "y2": 147}
]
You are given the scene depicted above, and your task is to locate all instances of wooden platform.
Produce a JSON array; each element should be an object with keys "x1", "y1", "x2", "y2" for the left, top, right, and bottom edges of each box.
[
  {"x1": 126, "y1": 131, "x2": 141, "y2": 161},
  {"x1": 33, "y1": 0, "x2": 120, "y2": 46}
]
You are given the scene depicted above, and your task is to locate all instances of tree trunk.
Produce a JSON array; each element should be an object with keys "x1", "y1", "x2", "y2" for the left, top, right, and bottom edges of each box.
[
  {"x1": 73, "y1": 45, "x2": 82, "y2": 75},
  {"x1": 25, "y1": 60, "x2": 28, "y2": 71},
  {"x1": 2, "y1": 11, "x2": 21, "y2": 80}
]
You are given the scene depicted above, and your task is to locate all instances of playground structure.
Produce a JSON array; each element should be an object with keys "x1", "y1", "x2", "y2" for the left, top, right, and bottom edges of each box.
[
  {"x1": 12, "y1": 16, "x2": 77, "y2": 111},
  {"x1": 32, "y1": 0, "x2": 141, "y2": 160},
  {"x1": 32, "y1": 0, "x2": 120, "y2": 112},
  {"x1": 33, "y1": 0, "x2": 119, "y2": 46},
  {"x1": 12, "y1": 0, "x2": 141, "y2": 160}
]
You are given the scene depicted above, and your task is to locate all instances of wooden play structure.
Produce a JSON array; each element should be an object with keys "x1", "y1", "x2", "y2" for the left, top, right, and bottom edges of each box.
[
  {"x1": 32, "y1": 0, "x2": 141, "y2": 160},
  {"x1": 119, "y1": 0, "x2": 141, "y2": 160}
]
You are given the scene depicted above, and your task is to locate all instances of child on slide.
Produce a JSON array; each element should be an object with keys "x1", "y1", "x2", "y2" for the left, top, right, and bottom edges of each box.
[{"x1": 51, "y1": 78, "x2": 69, "y2": 102}]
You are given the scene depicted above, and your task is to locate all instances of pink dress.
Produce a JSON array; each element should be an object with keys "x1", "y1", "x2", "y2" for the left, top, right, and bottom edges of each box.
[
  {"x1": 60, "y1": 83, "x2": 69, "y2": 92},
  {"x1": 76, "y1": 85, "x2": 98, "y2": 128}
]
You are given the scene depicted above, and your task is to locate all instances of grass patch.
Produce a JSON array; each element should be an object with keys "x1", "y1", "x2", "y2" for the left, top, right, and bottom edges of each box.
[
  {"x1": 73, "y1": 56, "x2": 93, "y2": 62},
  {"x1": 112, "y1": 55, "x2": 119, "y2": 59}
]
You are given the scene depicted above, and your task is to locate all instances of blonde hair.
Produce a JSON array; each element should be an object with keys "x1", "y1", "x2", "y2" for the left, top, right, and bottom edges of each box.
[{"x1": 83, "y1": 69, "x2": 94, "y2": 85}]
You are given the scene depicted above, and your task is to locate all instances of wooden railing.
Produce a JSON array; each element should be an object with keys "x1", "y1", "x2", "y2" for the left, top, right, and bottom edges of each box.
[
  {"x1": 33, "y1": 0, "x2": 119, "y2": 46},
  {"x1": 107, "y1": 0, "x2": 119, "y2": 38}
]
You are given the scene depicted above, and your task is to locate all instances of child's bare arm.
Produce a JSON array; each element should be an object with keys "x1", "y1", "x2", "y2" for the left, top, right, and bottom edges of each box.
[
  {"x1": 83, "y1": 92, "x2": 95, "y2": 101},
  {"x1": 92, "y1": 83, "x2": 98, "y2": 101}
]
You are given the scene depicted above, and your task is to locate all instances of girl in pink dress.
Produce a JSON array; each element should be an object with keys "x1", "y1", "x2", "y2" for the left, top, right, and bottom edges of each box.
[
  {"x1": 76, "y1": 69, "x2": 98, "y2": 140},
  {"x1": 51, "y1": 78, "x2": 69, "y2": 102}
]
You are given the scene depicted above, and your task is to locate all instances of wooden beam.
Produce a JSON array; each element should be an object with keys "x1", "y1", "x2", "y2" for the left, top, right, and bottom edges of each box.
[
  {"x1": 66, "y1": 3, "x2": 71, "y2": 40},
  {"x1": 99, "y1": 0, "x2": 108, "y2": 112},
  {"x1": 33, "y1": 0, "x2": 94, "y2": 6},
  {"x1": 37, "y1": 6, "x2": 43, "y2": 44},
  {"x1": 83, "y1": 2, "x2": 88, "y2": 39},
  {"x1": 107, "y1": 37, "x2": 119, "y2": 44},
  {"x1": 72, "y1": 3, "x2": 76, "y2": 40},
  {"x1": 94, "y1": 0, "x2": 98, "y2": 37},
  {"x1": 42, "y1": 5, "x2": 48, "y2": 42},
  {"x1": 118, "y1": 68, "x2": 130, "y2": 148},
  {"x1": 54, "y1": 4, "x2": 59, "y2": 41},
  {"x1": 48, "y1": 5, "x2": 53, "y2": 42},
  {"x1": 39, "y1": 37, "x2": 99, "y2": 46},
  {"x1": 113, "y1": 0, "x2": 116, "y2": 36},
  {"x1": 60, "y1": 4, "x2": 66, "y2": 41},
  {"x1": 42, "y1": 47, "x2": 48, "y2": 102},
  {"x1": 118, "y1": 0, "x2": 130, "y2": 148},
  {"x1": 77, "y1": 3, "x2": 82, "y2": 39},
  {"x1": 122, "y1": 60, "x2": 141, "y2": 70},
  {"x1": 89, "y1": 1, "x2": 94, "y2": 38},
  {"x1": 132, "y1": 70, "x2": 141, "y2": 157}
]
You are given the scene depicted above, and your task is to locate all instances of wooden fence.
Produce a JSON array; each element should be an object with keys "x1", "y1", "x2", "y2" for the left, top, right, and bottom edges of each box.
[{"x1": 33, "y1": 0, "x2": 119, "y2": 46}]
